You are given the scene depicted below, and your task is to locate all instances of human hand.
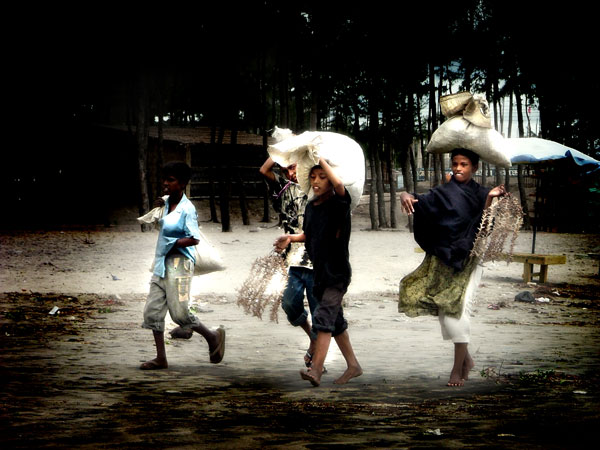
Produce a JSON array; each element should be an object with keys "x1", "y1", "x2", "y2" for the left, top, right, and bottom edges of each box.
[
  {"x1": 400, "y1": 192, "x2": 418, "y2": 215},
  {"x1": 488, "y1": 184, "x2": 507, "y2": 198},
  {"x1": 274, "y1": 235, "x2": 291, "y2": 253},
  {"x1": 153, "y1": 197, "x2": 166, "y2": 208}
]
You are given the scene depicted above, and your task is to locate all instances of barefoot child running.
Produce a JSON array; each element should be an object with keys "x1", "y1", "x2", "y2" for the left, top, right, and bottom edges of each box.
[
  {"x1": 274, "y1": 158, "x2": 362, "y2": 387},
  {"x1": 399, "y1": 148, "x2": 506, "y2": 387},
  {"x1": 140, "y1": 161, "x2": 225, "y2": 370}
]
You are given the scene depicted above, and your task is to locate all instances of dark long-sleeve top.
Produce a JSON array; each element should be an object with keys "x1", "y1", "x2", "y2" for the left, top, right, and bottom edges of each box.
[{"x1": 412, "y1": 178, "x2": 490, "y2": 271}]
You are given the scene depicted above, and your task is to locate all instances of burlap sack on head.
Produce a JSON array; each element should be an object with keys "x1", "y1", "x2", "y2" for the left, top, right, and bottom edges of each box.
[
  {"x1": 426, "y1": 116, "x2": 511, "y2": 168},
  {"x1": 267, "y1": 130, "x2": 366, "y2": 210},
  {"x1": 428, "y1": 92, "x2": 511, "y2": 168}
]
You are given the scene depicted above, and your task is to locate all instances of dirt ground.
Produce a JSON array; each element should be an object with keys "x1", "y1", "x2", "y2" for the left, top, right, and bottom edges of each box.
[{"x1": 1, "y1": 196, "x2": 600, "y2": 449}]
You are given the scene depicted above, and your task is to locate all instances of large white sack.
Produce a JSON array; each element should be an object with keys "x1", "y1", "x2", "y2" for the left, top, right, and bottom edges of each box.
[
  {"x1": 268, "y1": 131, "x2": 365, "y2": 210},
  {"x1": 426, "y1": 116, "x2": 512, "y2": 168}
]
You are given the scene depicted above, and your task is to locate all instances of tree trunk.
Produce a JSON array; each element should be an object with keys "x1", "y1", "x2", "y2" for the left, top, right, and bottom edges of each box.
[
  {"x1": 155, "y1": 85, "x2": 165, "y2": 202},
  {"x1": 261, "y1": 131, "x2": 271, "y2": 223},
  {"x1": 435, "y1": 71, "x2": 445, "y2": 185},
  {"x1": 416, "y1": 94, "x2": 428, "y2": 182},
  {"x1": 406, "y1": 95, "x2": 419, "y2": 194},
  {"x1": 310, "y1": 72, "x2": 319, "y2": 131},
  {"x1": 259, "y1": 53, "x2": 271, "y2": 223},
  {"x1": 409, "y1": 143, "x2": 418, "y2": 196},
  {"x1": 208, "y1": 125, "x2": 219, "y2": 223},
  {"x1": 136, "y1": 72, "x2": 151, "y2": 232},
  {"x1": 369, "y1": 154, "x2": 378, "y2": 230},
  {"x1": 294, "y1": 61, "x2": 305, "y2": 132},
  {"x1": 368, "y1": 92, "x2": 382, "y2": 229},
  {"x1": 386, "y1": 141, "x2": 397, "y2": 229},
  {"x1": 433, "y1": 154, "x2": 441, "y2": 186},
  {"x1": 230, "y1": 128, "x2": 249, "y2": 226},
  {"x1": 429, "y1": 64, "x2": 439, "y2": 185},
  {"x1": 237, "y1": 168, "x2": 250, "y2": 225},
  {"x1": 217, "y1": 127, "x2": 231, "y2": 232},
  {"x1": 428, "y1": 65, "x2": 436, "y2": 134},
  {"x1": 481, "y1": 161, "x2": 487, "y2": 186},
  {"x1": 375, "y1": 146, "x2": 388, "y2": 228},
  {"x1": 278, "y1": 57, "x2": 289, "y2": 128},
  {"x1": 515, "y1": 90, "x2": 531, "y2": 229},
  {"x1": 505, "y1": 92, "x2": 514, "y2": 190},
  {"x1": 406, "y1": 144, "x2": 417, "y2": 233}
]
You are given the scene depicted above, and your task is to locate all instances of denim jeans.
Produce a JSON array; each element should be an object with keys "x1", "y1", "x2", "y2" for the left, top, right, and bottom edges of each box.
[{"x1": 281, "y1": 266, "x2": 318, "y2": 326}]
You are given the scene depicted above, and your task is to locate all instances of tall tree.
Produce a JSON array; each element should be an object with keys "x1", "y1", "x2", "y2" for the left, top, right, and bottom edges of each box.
[{"x1": 135, "y1": 71, "x2": 151, "y2": 232}]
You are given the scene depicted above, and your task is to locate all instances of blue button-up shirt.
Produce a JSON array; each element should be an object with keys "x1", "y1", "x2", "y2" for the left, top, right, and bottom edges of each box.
[{"x1": 152, "y1": 194, "x2": 201, "y2": 278}]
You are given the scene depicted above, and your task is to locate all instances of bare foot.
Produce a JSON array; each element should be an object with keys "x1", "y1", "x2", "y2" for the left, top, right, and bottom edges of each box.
[
  {"x1": 300, "y1": 368, "x2": 321, "y2": 387},
  {"x1": 447, "y1": 371, "x2": 464, "y2": 387},
  {"x1": 333, "y1": 365, "x2": 363, "y2": 384},
  {"x1": 462, "y1": 355, "x2": 475, "y2": 380},
  {"x1": 140, "y1": 358, "x2": 168, "y2": 370}
]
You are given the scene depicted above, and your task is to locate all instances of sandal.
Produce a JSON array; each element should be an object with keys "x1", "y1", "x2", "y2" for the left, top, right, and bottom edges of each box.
[
  {"x1": 140, "y1": 359, "x2": 168, "y2": 370},
  {"x1": 209, "y1": 327, "x2": 226, "y2": 364},
  {"x1": 304, "y1": 351, "x2": 327, "y2": 373},
  {"x1": 304, "y1": 351, "x2": 313, "y2": 368}
]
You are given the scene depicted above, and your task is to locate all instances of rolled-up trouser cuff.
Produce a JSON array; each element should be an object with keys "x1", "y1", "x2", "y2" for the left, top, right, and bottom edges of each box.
[{"x1": 312, "y1": 284, "x2": 348, "y2": 337}]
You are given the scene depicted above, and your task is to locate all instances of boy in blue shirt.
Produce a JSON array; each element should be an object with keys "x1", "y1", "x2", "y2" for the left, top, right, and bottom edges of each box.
[{"x1": 140, "y1": 161, "x2": 225, "y2": 370}]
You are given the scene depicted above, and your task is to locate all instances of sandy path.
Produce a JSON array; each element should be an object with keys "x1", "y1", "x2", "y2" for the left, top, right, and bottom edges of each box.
[{"x1": 1, "y1": 205, "x2": 600, "y2": 448}]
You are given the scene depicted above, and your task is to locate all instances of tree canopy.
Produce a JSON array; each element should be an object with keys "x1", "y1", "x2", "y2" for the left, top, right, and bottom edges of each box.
[
  {"x1": 11, "y1": 0, "x2": 597, "y2": 153},
  {"x1": 5, "y1": 1, "x2": 598, "y2": 229}
]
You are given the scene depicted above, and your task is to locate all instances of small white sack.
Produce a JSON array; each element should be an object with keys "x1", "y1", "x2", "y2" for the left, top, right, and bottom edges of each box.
[
  {"x1": 267, "y1": 130, "x2": 366, "y2": 210},
  {"x1": 137, "y1": 198, "x2": 225, "y2": 276},
  {"x1": 193, "y1": 230, "x2": 226, "y2": 276},
  {"x1": 426, "y1": 116, "x2": 512, "y2": 168}
]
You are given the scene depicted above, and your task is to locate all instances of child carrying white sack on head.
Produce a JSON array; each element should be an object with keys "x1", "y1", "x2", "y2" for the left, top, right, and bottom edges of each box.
[{"x1": 274, "y1": 158, "x2": 362, "y2": 387}]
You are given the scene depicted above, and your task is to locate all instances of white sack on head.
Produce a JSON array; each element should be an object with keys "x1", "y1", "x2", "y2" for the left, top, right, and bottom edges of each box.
[
  {"x1": 267, "y1": 131, "x2": 365, "y2": 210},
  {"x1": 426, "y1": 116, "x2": 512, "y2": 168},
  {"x1": 271, "y1": 126, "x2": 294, "y2": 143}
]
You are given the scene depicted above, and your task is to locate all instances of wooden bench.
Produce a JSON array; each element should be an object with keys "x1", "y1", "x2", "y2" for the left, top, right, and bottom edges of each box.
[{"x1": 508, "y1": 252, "x2": 567, "y2": 283}]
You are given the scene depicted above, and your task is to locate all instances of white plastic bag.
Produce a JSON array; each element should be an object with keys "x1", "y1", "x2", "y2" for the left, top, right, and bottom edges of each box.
[{"x1": 267, "y1": 130, "x2": 366, "y2": 210}]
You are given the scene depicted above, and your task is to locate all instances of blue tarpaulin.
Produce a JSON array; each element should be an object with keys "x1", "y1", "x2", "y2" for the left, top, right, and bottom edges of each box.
[
  {"x1": 503, "y1": 137, "x2": 600, "y2": 253},
  {"x1": 505, "y1": 137, "x2": 600, "y2": 174}
]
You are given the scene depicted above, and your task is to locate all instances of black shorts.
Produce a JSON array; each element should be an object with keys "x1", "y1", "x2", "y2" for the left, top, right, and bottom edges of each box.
[{"x1": 312, "y1": 283, "x2": 348, "y2": 337}]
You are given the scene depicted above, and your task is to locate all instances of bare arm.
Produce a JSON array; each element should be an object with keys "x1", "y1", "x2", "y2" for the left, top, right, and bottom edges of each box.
[
  {"x1": 175, "y1": 237, "x2": 200, "y2": 248},
  {"x1": 485, "y1": 184, "x2": 507, "y2": 209},
  {"x1": 274, "y1": 233, "x2": 305, "y2": 253},
  {"x1": 259, "y1": 157, "x2": 277, "y2": 181},
  {"x1": 318, "y1": 157, "x2": 345, "y2": 197}
]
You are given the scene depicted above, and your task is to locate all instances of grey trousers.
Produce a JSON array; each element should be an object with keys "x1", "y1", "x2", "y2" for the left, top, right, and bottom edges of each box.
[{"x1": 142, "y1": 253, "x2": 201, "y2": 333}]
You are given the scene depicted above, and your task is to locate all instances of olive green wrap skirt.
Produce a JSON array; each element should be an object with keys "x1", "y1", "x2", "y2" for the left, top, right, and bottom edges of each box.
[{"x1": 399, "y1": 254, "x2": 480, "y2": 319}]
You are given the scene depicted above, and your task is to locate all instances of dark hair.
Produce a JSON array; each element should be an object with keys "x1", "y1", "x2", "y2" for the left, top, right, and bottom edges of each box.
[
  {"x1": 162, "y1": 161, "x2": 191, "y2": 185},
  {"x1": 309, "y1": 164, "x2": 322, "y2": 174},
  {"x1": 451, "y1": 148, "x2": 480, "y2": 167}
]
